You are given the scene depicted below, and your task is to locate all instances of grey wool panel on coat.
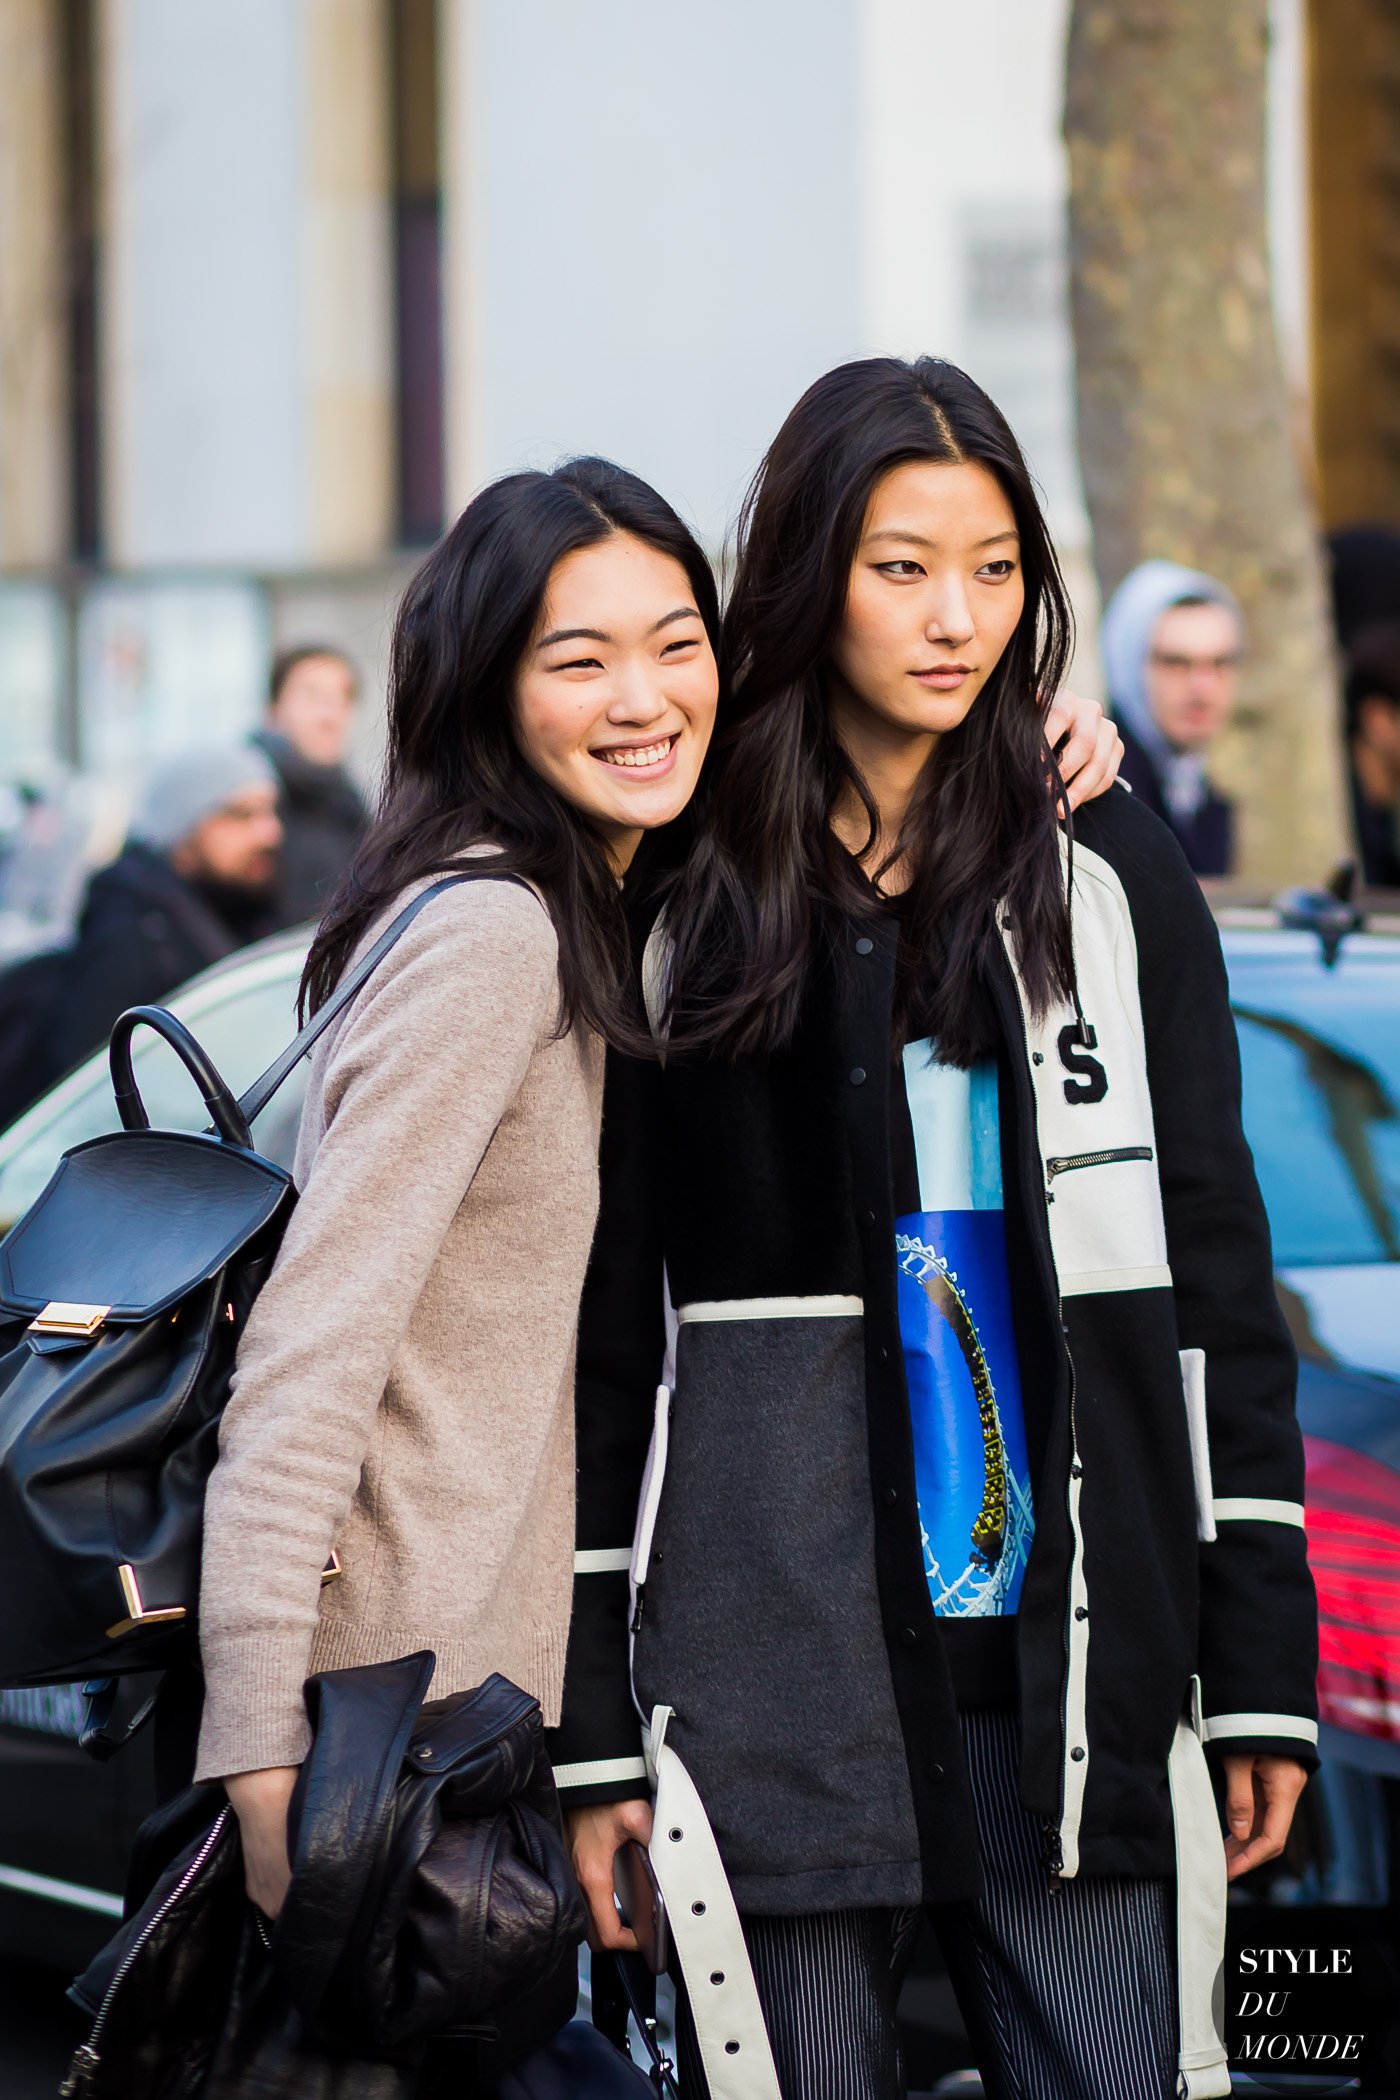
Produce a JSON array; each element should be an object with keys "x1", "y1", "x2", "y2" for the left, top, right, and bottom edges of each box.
[{"x1": 633, "y1": 1312, "x2": 923, "y2": 1913}]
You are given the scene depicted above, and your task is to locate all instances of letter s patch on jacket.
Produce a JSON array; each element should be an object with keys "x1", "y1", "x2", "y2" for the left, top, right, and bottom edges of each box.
[{"x1": 1058, "y1": 1023, "x2": 1109, "y2": 1105}]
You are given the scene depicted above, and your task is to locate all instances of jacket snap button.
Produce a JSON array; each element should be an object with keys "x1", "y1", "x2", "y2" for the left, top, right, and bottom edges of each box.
[
  {"x1": 416, "y1": 1745, "x2": 433, "y2": 1760},
  {"x1": 1071, "y1": 1462, "x2": 1083, "y2": 1479},
  {"x1": 883, "y1": 1486, "x2": 898, "y2": 1506},
  {"x1": 855, "y1": 936, "x2": 874, "y2": 956},
  {"x1": 692, "y1": 1900, "x2": 706, "y2": 1915},
  {"x1": 1032, "y1": 1051, "x2": 1044, "y2": 1066},
  {"x1": 725, "y1": 2042, "x2": 741, "y2": 2055},
  {"x1": 710, "y1": 1971, "x2": 725, "y2": 1986},
  {"x1": 1071, "y1": 1746, "x2": 1086, "y2": 1762},
  {"x1": 668, "y1": 1827, "x2": 683, "y2": 1842},
  {"x1": 899, "y1": 1626, "x2": 918, "y2": 1647},
  {"x1": 850, "y1": 1067, "x2": 866, "y2": 1086},
  {"x1": 929, "y1": 1762, "x2": 944, "y2": 1779},
  {"x1": 877, "y1": 1344, "x2": 889, "y2": 1363},
  {"x1": 1074, "y1": 1606, "x2": 1088, "y2": 1621}
]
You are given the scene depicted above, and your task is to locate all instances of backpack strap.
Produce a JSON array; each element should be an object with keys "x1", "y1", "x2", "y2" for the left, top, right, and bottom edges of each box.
[{"x1": 236, "y1": 869, "x2": 530, "y2": 1129}]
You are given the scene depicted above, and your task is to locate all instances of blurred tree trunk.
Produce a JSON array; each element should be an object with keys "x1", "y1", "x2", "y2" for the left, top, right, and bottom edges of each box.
[{"x1": 1064, "y1": 0, "x2": 1348, "y2": 882}]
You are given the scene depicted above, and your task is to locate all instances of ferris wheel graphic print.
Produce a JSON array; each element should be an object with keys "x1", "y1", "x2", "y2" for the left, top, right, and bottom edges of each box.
[{"x1": 897, "y1": 1213, "x2": 1035, "y2": 1617}]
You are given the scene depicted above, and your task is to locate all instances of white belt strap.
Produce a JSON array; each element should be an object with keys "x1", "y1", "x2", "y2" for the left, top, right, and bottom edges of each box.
[
  {"x1": 1167, "y1": 1680, "x2": 1230, "y2": 2099},
  {"x1": 646, "y1": 1706, "x2": 782, "y2": 2100}
]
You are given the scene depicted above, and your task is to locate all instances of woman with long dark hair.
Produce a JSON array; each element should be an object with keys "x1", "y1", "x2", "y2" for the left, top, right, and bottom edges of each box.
[
  {"x1": 192, "y1": 459, "x2": 720, "y2": 1976},
  {"x1": 556, "y1": 362, "x2": 1317, "y2": 2100}
]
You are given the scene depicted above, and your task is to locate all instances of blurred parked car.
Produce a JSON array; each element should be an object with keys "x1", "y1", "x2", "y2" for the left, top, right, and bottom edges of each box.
[
  {"x1": 1224, "y1": 908, "x2": 1400, "y2": 1810},
  {"x1": 0, "y1": 929, "x2": 307, "y2": 1970},
  {"x1": 0, "y1": 903, "x2": 1397, "y2": 2087}
]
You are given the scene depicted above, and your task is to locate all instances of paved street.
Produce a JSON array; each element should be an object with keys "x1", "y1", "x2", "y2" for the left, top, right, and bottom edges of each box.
[{"x1": 0, "y1": 1957, "x2": 88, "y2": 2098}]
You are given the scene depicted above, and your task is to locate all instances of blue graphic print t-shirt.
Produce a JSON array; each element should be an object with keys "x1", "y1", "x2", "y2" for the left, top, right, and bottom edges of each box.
[{"x1": 894, "y1": 1042, "x2": 1034, "y2": 1701}]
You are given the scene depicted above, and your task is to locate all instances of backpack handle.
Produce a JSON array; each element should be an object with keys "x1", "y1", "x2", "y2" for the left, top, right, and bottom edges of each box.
[
  {"x1": 107, "y1": 868, "x2": 529, "y2": 1153},
  {"x1": 110, "y1": 1006, "x2": 255, "y2": 1150}
]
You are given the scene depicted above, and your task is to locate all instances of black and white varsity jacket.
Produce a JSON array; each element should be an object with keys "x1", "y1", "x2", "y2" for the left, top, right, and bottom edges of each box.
[{"x1": 547, "y1": 786, "x2": 1319, "y2": 1926}]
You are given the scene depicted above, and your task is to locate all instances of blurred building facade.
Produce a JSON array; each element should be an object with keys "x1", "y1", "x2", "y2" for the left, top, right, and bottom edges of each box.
[{"x1": 0, "y1": 0, "x2": 1385, "y2": 788}]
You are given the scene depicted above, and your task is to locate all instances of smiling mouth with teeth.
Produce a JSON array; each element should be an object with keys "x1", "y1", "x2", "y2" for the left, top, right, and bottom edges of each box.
[{"x1": 593, "y1": 733, "x2": 680, "y2": 769}]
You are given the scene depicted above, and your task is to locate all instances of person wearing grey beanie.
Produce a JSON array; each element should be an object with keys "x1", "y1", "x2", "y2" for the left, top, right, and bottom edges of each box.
[
  {"x1": 130, "y1": 743, "x2": 280, "y2": 854},
  {"x1": 44, "y1": 744, "x2": 284, "y2": 1080}
]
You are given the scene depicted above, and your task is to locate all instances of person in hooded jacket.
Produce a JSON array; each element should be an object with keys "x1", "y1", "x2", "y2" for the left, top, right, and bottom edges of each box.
[
  {"x1": 252, "y1": 644, "x2": 370, "y2": 929},
  {"x1": 1099, "y1": 560, "x2": 1245, "y2": 877}
]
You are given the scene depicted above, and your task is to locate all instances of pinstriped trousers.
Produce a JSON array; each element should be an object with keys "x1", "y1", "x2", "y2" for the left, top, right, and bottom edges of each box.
[{"x1": 674, "y1": 1709, "x2": 1177, "y2": 2100}]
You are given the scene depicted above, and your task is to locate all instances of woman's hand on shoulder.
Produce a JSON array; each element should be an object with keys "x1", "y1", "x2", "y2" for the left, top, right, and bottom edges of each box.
[
  {"x1": 566, "y1": 1796, "x2": 654, "y2": 1952},
  {"x1": 1045, "y1": 687, "x2": 1123, "y2": 811},
  {"x1": 224, "y1": 1765, "x2": 300, "y2": 1920}
]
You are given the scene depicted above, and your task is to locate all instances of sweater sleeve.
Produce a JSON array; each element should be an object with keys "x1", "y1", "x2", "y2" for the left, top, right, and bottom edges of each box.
[
  {"x1": 1100, "y1": 793, "x2": 1320, "y2": 1768},
  {"x1": 196, "y1": 880, "x2": 559, "y2": 1780},
  {"x1": 545, "y1": 1042, "x2": 665, "y2": 1805}
]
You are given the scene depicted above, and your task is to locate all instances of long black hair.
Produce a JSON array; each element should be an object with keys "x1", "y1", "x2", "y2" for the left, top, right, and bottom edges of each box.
[
  {"x1": 662, "y1": 356, "x2": 1076, "y2": 1066},
  {"x1": 302, "y1": 457, "x2": 720, "y2": 1041}
]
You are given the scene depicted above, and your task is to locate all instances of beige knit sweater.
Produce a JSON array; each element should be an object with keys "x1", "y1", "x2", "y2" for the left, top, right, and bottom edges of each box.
[{"x1": 195, "y1": 872, "x2": 603, "y2": 1780}]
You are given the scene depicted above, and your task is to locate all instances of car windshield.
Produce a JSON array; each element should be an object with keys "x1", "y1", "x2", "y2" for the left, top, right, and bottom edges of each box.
[
  {"x1": 0, "y1": 940, "x2": 309, "y2": 1234},
  {"x1": 1228, "y1": 934, "x2": 1400, "y2": 1267}
]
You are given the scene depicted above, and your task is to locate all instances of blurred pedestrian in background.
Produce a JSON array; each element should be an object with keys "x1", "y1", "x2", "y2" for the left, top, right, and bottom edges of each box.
[
  {"x1": 47, "y1": 745, "x2": 282, "y2": 1079},
  {"x1": 1099, "y1": 559, "x2": 1245, "y2": 876},
  {"x1": 1328, "y1": 524, "x2": 1400, "y2": 651},
  {"x1": 1342, "y1": 624, "x2": 1400, "y2": 889},
  {"x1": 252, "y1": 644, "x2": 370, "y2": 928},
  {"x1": 1326, "y1": 528, "x2": 1400, "y2": 891}
]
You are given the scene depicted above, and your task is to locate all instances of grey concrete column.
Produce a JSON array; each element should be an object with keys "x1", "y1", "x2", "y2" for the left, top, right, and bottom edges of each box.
[
  {"x1": 100, "y1": 0, "x2": 393, "y2": 569},
  {"x1": 439, "y1": 0, "x2": 862, "y2": 548}
]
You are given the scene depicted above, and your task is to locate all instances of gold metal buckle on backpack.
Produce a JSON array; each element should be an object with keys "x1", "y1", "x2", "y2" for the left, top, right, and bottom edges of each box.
[
  {"x1": 103, "y1": 1558, "x2": 337, "y2": 1639},
  {"x1": 29, "y1": 1302, "x2": 111, "y2": 1338},
  {"x1": 105, "y1": 1564, "x2": 188, "y2": 1640}
]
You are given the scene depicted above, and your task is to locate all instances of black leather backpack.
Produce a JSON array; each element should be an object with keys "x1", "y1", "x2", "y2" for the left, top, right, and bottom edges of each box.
[{"x1": 0, "y1": 871, "x2": 522, "y2": 1697}]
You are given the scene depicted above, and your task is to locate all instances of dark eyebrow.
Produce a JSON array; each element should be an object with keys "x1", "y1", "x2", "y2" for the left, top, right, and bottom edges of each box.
[
  {"x1": 864, "y1": 528, "x2": 1021, "y2": 551},
  {"x1": 536, "y1": 626, "x2": 610, "y2": 651},
  {"x1": 537, "y1": 606, "x2": 701, "y2": 652}
]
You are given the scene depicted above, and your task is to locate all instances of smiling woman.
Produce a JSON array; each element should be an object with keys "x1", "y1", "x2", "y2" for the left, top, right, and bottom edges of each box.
[
  {"x1": 179, "y1": 456, "x2": 721, "y2": 2080},
  {"x1": 515, "y1": 530, "x2": 718, "y2": 873},
  {"x1": 302, "y1": 458, "x2": 721, "y2": 1039}
]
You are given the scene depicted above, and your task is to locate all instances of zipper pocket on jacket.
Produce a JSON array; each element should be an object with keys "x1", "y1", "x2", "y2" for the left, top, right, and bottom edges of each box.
[
  {"x1": 1044, "y1": 1145, "x2": 1153, "y2": 1200},
  {"x1": 61, "y1": 1807, "x2": 230, "y2": 2096}
]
